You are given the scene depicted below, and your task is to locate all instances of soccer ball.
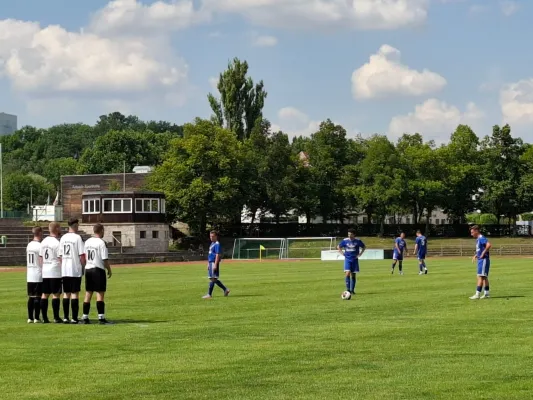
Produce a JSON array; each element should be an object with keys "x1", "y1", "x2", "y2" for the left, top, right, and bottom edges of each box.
[{"x1": 341, "y1": 291, "x2": 352, "y2": 300}]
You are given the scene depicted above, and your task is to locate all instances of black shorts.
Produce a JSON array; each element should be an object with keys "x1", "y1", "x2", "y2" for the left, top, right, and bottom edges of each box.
[
  {"x1": 62, "y1": 277, "x2": 82, "y2": 293},
  {"x1": 42, "y1": 278, "x2": 62, "y2": 294},
  {"x1": 85, "y1": 268, "x2": 107, "y2": 292},
  {"x1": 27, "y1": 282, "x2": 43, "y2": 297}
]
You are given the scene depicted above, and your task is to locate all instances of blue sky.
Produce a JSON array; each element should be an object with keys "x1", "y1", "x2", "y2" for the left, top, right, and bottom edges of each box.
[{"x1": 0, "y1": 0, "x2": 532, "y2": 143}]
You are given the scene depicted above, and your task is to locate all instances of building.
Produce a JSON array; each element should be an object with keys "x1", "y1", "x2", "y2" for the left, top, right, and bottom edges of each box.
[
  {"x1": 0, "y1": 112, "x2": 17, "y2": 135},
  {"x1": 79, "y1": 191, "x2": 169, "y2": 253},
  {"x1": 61, "y1": 172, "x2": 150, "y2": 220},
  {"x1": 298, "y1": 208, "x2": 451, "y2": 225}
]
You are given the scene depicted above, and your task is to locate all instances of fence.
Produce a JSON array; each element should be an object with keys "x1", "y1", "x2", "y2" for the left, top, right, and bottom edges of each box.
[{"x1": 214, "y1": 223, "x2": 527, "y2": 239}]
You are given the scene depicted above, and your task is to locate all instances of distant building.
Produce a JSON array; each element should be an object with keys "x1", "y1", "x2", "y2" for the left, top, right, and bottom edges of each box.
[{"x1": 0, "y1": 112, "x2": 17, "y2": 135}]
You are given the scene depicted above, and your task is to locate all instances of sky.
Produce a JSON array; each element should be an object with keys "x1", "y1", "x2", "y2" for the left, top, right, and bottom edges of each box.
[{"x1": 0, "y1": 0, "x2": 532, "y2": 143}]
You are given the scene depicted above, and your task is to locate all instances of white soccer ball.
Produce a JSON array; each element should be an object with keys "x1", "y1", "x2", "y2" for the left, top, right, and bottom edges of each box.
[{"x1": 341, "y1": 291, "x2": 352, "y2": 300}]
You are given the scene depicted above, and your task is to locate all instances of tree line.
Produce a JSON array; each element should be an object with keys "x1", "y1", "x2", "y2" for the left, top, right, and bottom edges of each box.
[{"x1": 2, "y1": 58, "x2": 532, "y2": 235}]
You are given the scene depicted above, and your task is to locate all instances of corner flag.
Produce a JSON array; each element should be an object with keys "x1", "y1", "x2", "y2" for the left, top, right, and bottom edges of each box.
[{"x1": 259, "y1": 244, "x2": 265, "y2": 262}]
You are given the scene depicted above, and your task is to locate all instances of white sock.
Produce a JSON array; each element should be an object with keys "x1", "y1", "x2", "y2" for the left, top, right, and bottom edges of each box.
[
  {"x1": 98, "y1": 314, "x2": 105, "y2": 320},
  {"x1": 82, "y1": 314, "x2": 89, "y2": 319}
]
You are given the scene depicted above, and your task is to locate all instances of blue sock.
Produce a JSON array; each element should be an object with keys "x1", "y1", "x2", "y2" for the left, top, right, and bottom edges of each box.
[
  {"x1": 419, "y1": 263, "x2": 423, "y2": 272},
  {"x1": 399, "y1": 262, "x2": 403, "y2": 272},
  {"x1": 215, "y1": 280, "x2": 227, "y2": 291},
  {"x1": 476, "y1": 286, "x2": 482, "y2": 293},
  {"x1": 350, "y1": 276, "x2": 356, "y2": 292},
  {"x1": 345, "y1": 276, "x2": 350, "y2": 291},
  {"x1": 391, "y1": 263, "x2": 395, "y2": 270},
  {"x1": 208, "y1": 281, "x2": 215, "y2": 296},
  {"x1": 484, "y1": 286, "x2": 489, "y2": 292}
]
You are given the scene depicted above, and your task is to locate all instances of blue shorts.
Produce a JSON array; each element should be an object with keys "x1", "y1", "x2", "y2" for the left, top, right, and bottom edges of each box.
[
  {"x1": 393, "y1": 253, "x2": 403, "y2": 261},
  {"x1": 207, "y1": 262, "x2": 220, "y2": 278},
  {"x1": 344, "y1": 259, "x2": 360, "y2": 273},
  {"x1": 477, "y1": 258, "x2": 490, "y2": 277},
  {"x1": 417, "y1": 252, "x2": 426, "y2": 260}
]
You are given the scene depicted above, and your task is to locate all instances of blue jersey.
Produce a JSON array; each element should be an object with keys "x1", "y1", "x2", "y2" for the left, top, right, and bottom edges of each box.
[
  {"x1": 338, "y1": 238, "x2": 365, "y2": 261},
  {"x1": 476, "y1": 236, "x2": 489, "y2": 259},
  {"x1": 415, "y1": 236, "x2": 427, "y2": 254},
  {"x1": 394, "y1": 238, "x2": 406, "y2": 256},
  {"x1": 208, "y1": 241, "x2": 221, "y2": 263}
]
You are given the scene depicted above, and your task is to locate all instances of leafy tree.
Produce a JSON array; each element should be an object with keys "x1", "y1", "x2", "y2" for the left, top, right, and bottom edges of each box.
[
  {"x1": 439, "y1": 125, "x2": 481, "y2": 223},
  {"x1": 149, "y1": 119, "x2": 244, "y2": 234},
  {"x1": 43, "y1": 158, "x2": 80, "y2": 190},
  {"x1": 479, "y1": 125, "x2": 524, "y2": 229},
  {"x1": 4, "y1": 173, "x2": 53, "y2": 211},
  {"x1": 208, "y1": 58, "x2": 267, "y2": 141}
]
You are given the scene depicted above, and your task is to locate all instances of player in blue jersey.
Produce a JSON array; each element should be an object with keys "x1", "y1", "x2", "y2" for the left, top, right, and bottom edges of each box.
[
  {"x1": 337, "y1": 228, "x2": 366, "y2": 295},
  {"x1": 391, "y1": 232, "x2": 408, "y2": 275},
  {"x1": 469, "y1": 225, "x2": 491, "y2": 299},
  {"x1": 203, "y1": 231, "x2": 230, "y2": 299},
  {"x1": 413, "y1": 230, "x2": 428, "y2": 275}
]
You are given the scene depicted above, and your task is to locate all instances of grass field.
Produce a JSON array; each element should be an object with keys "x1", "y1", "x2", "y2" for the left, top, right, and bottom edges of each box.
[{"x1": 1, "y1": 258, "x2": 532, "y2": 400}]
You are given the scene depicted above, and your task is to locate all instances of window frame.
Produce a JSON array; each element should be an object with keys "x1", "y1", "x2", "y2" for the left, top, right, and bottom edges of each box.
[
  {"x1": 82, "y1": 198, "x2": 101, "y2": 215},
  {"x1": 135, "y1": 198, "x2": 161, "y2": 213},
  {"x1": 102, "y1": 198, "x2": 133, "y2": 214}
]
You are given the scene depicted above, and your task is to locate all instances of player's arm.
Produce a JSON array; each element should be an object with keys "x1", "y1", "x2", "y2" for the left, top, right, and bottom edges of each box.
[
  {"x1": 394, "y1": 239, "x2": 401, "y2": 252},
  {"x1": 104, "y1": 259, "x2": 112, "y2": 278},
  {"x1": 480, "y1": 241, "x2": 491, "y2": 259},
  {"x1": 337, "y1": 241, "x2": 345, "y2": 256},
  {"x1": 213, "y1": 243, "x2": 221, "y2": 270},
  {"x1": 358, "y1": 242, "x2": 366, "y2": 258},
  {"x1": 413, "y1": 239, "x2": 418, "y2": 255}
]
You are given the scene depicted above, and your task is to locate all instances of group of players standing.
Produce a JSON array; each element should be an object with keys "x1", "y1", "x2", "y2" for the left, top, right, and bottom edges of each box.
[
  {"x1": 337, "y1": 225, "x2": 491, "y2": 299},
  {"x1": 25, "y1": 218, "x2": 112, "y2": 324}
]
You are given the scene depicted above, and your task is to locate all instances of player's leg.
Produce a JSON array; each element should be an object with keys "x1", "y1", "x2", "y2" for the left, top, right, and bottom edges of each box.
[
  {"x1": 40, "y1": 280, "x2": 51, "y2": 323},
  {"x1": 62, "y1": 278, "x2": 71, "y2": 322},
  {"x1": 481, "y1": 261, "x2": 490, "y2": 298},
  {"x1": 344, "y1": 259, "x2": 351, "y2": 291},
  {"x1": 33, "y1": 283, "x2": 42, "y2": 322},
  {"x1": 203, "y1": 263, "x2": 217, "y2": 298},
  {"x1": 391, "y1": 258, "x2": 397, "y2": 273},
  {"x1": 70, "y1": 278, "x2": 81, "y2": 323},
  {"x1": 350, "y1": 261, "x2": 358, "y2": 294},
  {"x1": 27, "y1": 294, "x2": 34, "y2": 324},
  {"x1": 96, "y1": 291, "x2": 112, "y2": 324},
  {"x1": 82, "y1": 291, "x2": 93, "y2": 324},
  {"x1": 213, "y1": 265, "x2": 229, "y2": 295}
]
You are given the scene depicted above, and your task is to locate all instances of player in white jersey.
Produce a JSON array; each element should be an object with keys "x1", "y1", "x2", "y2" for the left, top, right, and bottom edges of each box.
[
  {"x1": 26, "y1": 227, "x2": 43, "y2": 323},
  {"x1": 39, "y1": 222, "x2": 62, "y2": 323},
  {"x1": 82, "y1": 224, "x2": 112, "y2": 324},
  {"x1": 59, "y1": 218, "x2": 85, "y2": 324}
]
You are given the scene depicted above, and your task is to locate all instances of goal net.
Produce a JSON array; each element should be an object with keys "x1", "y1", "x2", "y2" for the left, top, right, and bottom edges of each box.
[
  {"x1": 232, "y1": 238, "x2": 287, "y2": 260},
  {"x1": 284, "y1": 237, "x2": 337, "y2": 259}
]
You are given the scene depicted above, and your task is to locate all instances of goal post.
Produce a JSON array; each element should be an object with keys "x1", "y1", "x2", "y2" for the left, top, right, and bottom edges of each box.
[
  {"x1": 284, "y1": 237, "x2": 337, "y2": 259},
  {"x1": 232, "y1": 238, "x2": 287, "y2": 260}
]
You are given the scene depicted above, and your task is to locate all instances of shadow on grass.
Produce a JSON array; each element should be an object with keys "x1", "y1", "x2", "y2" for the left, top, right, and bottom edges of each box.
[
  {"x1": 489, "y1": 295, "x2": 525, "y2": 299},
  {"x1": 110, "y1": 319, "x2": 168, "y2": 324},
  {"x1": 227, "y1": 294, "x2": 262, "y2": 297}
]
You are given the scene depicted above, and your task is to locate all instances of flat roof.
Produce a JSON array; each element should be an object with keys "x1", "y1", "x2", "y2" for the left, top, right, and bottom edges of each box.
[{"x1": 82, "y1": 191, "x2": 163, "y2": 196}]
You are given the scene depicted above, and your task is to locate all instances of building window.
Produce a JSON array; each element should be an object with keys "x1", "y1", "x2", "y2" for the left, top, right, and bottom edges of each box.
[
  {"x1": 152, "y1": 231, "x2": 159, "y2": 239},
  {"x1": 140, "y1": 231, "x2": 146, "y2": 239},
  {"x1": 83, "y1": 199, "x2": 100, "y2": 214},
  {"x1": 135, "y1": 198, "x2": 162, "y2": 213},
  {"x1": 103, "y1": 198, "x2": 132, "y2": 213}
]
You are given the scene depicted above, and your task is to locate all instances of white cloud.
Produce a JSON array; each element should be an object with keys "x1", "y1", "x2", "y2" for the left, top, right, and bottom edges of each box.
[
  {"x1": 352, "y1": 45, "x2": 446, "y2": 99},
  {"x1": 252, "y1": 34, "x2": 278, "y2": 47},
  {"x1": 90, "y1": 0, "x2": 209, "y2": 36},
  {"x1": 203, "y1": 0, "x2": 429, "y2": 30},
  {"x1": 500, "y1": 1, "x2": 519, "y2": 16},
  {"x1": 388, "y1": 99, "x2": 484, "y2": 142},
  {"x1": 272, "y1": 107, "x2": 320, "y2": 137},
  {"x1": 500, "y1": 79, "x2": 533, "y2": 125}
]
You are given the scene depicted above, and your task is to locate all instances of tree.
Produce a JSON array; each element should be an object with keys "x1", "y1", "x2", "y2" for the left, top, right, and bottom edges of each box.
[
  {"x1": 149, "y1": 119, "x2": 244, "y2": 235},
  {"x1": 208, "y1": 58, "x2": 267, "y2": 141},
  {"x1": 4, "y1": 173, "x2": 53, "y2": 211},
  {"x1": 79, "y1": 129, "x2": 164, "y2": 174},
  {"x1": 345, "y1": 135, "x2": 403, "y2": 235},
  {"x1": 306, "y1": 120, "x2": 350, "y2": 222},
  {"x1": 43, "y1": 158, "x2": 80, "y2": 190},
  {"x1": 480, "y1": 124, "x2": 524, "y2": 230},
  {"x1": 439, "y1": 125, "x2": 481, "y2": 223},
  {"x1": 396, "y1": 133, "x2": 446, "y2": 231}
]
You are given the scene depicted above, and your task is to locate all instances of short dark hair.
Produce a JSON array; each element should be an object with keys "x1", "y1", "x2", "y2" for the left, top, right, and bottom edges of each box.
[
  {"x1": 470, "y1": 225, "x2": 480, "y2": 232},
  {"x1": 210, "y1": 230, "x2": 218, "y2": 236},
  {"x1": 347, "y1": 228, "x2": 356, "y2": 235},
  {"x1": 93, "y1": 224, "x2": 104, "y2": 235},
  {"x1": 32, "y1": 226, "x2": 43, "y2": 236},
  {"x1": 416, "y1": 230, "x2": 422, "y2": 234},
  {"x1": 68, "y1": 218, "x2": 79, "y2": 227}
]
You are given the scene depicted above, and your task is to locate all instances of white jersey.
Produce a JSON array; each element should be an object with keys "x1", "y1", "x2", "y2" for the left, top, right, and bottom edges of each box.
[
  {"x1": 40, "y1": 236, "x2": 61, "y2": 278},
  {"x1": 84, "y1": 237, "x2": 108, "y2": 270},
  {"x1": 26, "y1": 240, "x2": 43, "y2": 283},
  {"x1": 59, "y1": 232, "x2": 85, "y2": 277}
]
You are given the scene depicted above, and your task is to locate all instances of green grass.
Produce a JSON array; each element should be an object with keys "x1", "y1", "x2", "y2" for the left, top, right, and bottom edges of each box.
[
  {"x1": 355, "y1": 236, "x2": 533, "y2": 248},
  {"x1": 1, "y1": 258, "x2": 532, "y2": 399}
]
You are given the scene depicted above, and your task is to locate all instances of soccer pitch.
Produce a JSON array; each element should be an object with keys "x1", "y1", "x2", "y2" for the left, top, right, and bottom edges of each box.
[{"x1": 1, "y1": 258, "x2": 532, "y2": 400}]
